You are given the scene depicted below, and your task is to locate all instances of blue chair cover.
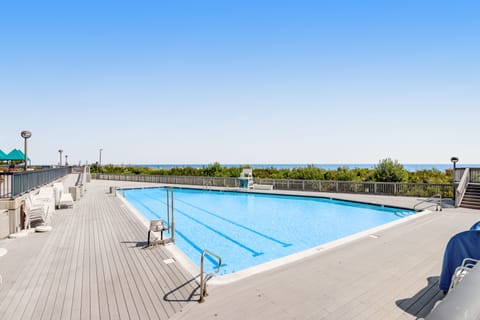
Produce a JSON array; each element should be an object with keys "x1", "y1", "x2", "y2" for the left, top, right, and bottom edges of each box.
[
  {"x1": 470, "y1": 221, "x2": 480, "y2": 231},
  {"x1": 439, "y1": 230, "x2": 480, "y2": 291}
]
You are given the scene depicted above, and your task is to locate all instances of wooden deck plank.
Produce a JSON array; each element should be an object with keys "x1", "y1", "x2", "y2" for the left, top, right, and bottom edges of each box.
[
  {"x1": 39, "y1": 209, "x2": 77, "y2": 320},
  {"x1": 100, "y1": 196, "x2": 146, "y2": 320},
  {"x1": 91, "y1": 196, "x2": 111, "y2": 320},
  {"x1": 96, "y1": 195, "x2": 134, "y2": 319},
  {"x1": 94, "y1": 196, "x2": 122, "y2": 320},
  {"x1": 0, "y1": 176, "x2": 198, "y2": 320},
  {"x1": 111, "y1": 194, "x2": 195, "y2": 313},
  {"x1": 50, "y1": 216, "x2": 77, "y2": 320},
  {"x1": 109, "y1": 202, "x2": 171, "y2": 319},
  {"x1": 113, "y1": 192, "x2": 189, "y2": 317},
  {"x1": 58, "y1": 202, "x2": 86, "y2": 320},
  {"x1": 16, "y1": 214, "x2": 71, "y2": 320}
]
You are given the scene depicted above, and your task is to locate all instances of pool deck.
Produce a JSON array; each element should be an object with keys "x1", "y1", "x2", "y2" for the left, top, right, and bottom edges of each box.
[{"x1": 0, "y1": 176, "x2": 479, "y2": 319}]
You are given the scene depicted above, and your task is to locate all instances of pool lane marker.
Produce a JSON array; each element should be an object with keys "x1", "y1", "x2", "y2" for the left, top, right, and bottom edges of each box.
[
  {"x1": 175, "y1": 198, "x2": 293, "y2": 248},
  {"x1": 175, "y1": 208, "x2": 264, "y2": 257},
  {"x1": 140, "y1": 191, "x2": 292, "y2": 248},
  {"x1": 174, "y1": 229, "x2": 225, "y2": 268},
  {"x1": 140, "y1": 192, "x2": 265, "y2": 257}
]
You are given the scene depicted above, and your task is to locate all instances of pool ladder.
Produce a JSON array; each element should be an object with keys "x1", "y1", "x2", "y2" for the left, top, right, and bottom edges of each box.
[
  {"x1": 145, "y1": 188, "x2": 176, "y2": 247},
  {"x1": 165, "y1": 188, "x2": 175, "y2": 242},
  {"x1": 199, "y1": 249, "x2": 222, "y2": 303},
  {"x1": 414, "y1": 194, "x2": 442, "y2": 212}
]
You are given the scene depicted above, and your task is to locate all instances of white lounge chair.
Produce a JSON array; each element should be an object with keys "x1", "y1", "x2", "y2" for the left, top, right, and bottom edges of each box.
[
  {"x1": 24, "y1": 194, "x2": 50, "y2": 229},
  {"x1": 35, "y1": 187, "x2": 56, "y2": 215},
  {"x1": 450, "y1": 258, "x2": 479, "y2": 290},
  {"x1": 53, "y1": 182, "x2": 74, "y2": 208}
]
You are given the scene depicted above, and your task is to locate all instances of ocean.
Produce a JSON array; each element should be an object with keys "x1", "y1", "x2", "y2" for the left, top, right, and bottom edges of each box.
[{"x1": 129, "y1": 163, "x2": 480, "y2": 172}]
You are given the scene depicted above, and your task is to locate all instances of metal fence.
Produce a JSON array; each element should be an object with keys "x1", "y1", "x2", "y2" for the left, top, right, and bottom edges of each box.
[
  {"x1": 93, "y1": 173, "x2": 453, "y2": 198},
  {"x1": 0, "y1": 167, "x2": 72, "y2": 199}
]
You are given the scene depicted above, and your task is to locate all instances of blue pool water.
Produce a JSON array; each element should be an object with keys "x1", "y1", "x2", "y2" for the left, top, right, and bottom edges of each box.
[{"x1": 122, "y1": 188, "x2": 415, "y2": 275}]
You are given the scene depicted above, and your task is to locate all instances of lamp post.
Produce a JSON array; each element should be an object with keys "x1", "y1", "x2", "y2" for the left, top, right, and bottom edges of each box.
[
  {"x1": 21, "y1": 130, "x2": 32, "y2": 171},
  {"x1": 451, "y1": 157, "x2": 459, "y2": 204},
  {"x1": 58, "y1": 149, "x2": 63, "y2": 166},
  {"x1": 99, "y1": 148, "x2": 103, "y2": 168},
  {"x1": 65, "y1": 155, "x2": 69, "y2": 166}
]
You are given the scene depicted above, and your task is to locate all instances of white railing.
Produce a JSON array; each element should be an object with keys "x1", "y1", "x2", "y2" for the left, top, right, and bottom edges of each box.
[{"x1": 456, "y1": 168, "x2": 470, "y2": 207}]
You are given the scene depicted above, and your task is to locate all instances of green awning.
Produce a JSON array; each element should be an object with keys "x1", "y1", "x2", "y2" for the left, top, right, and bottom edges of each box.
[
  {"x1": 0, "y1": 149, "x2": 7, "y2": 161},
  {"x1": 5, "y1": 149, "x2": 31, "y2": 161}
]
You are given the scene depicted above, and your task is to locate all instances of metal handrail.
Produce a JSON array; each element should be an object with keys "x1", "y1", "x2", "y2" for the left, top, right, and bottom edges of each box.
[
  {"x1": 413, "y1": 194, "x2": 442, "y2": 212},
  {"x1": 166, "y1": 188, "x2": 175, "y2": 242},
  {"x1": 0, "y1": 167, "x2": 72, "y2": 198},
  {"x1": 199, "y1": 249, "x2": 222, "y2": 303}
]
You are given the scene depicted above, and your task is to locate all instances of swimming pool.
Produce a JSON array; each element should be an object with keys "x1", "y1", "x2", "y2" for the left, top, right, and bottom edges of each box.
[{"x1": 121, "y1": 187, "x2": 415, "y2": 276}]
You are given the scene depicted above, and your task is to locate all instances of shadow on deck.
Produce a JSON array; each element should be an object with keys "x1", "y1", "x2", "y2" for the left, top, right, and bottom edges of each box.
[{"x1": 396, "y1": 276, "x2": 444, "y2": 319}]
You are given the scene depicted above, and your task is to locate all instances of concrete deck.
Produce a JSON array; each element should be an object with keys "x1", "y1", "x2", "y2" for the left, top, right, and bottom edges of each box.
[
  {"x1": 0, "y1": 175, "x2": 198, "y2": 320},
  {"x1": 0, "y1": 177, "x2": 479, "y2": 319}
]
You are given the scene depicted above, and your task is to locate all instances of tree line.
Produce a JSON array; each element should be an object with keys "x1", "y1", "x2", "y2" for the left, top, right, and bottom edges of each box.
[{"x1": 91, "y1": 158, "x2": 453, "y2": 184}]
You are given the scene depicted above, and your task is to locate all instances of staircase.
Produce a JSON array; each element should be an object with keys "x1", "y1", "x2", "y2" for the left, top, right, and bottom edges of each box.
[{"x1": 460, "y1": 184, "x2": 480, "y2": 209}]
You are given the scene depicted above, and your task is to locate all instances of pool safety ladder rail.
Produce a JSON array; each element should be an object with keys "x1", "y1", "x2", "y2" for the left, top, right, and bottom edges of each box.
[
  {"x1": 165, "y1": 188, "x2": 175, "y2": 242},
  {"x1": 413, "y1": 194, "x2": 442, "y2": 212},
  {"x1": 199, "y1": 249, "x2": 222, "y2": 303},
  {"x1": 146, "y1": 188, "x2": 175, "y2": 247}
]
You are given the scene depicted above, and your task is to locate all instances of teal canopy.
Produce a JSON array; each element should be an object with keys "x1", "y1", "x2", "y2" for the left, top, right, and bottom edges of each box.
[
  {"x1": 5, "y1": 149, "x2": 31, "y2": 161},
  {"x1": 0, "y1": 149, "x2": 6, "y2": 161}
]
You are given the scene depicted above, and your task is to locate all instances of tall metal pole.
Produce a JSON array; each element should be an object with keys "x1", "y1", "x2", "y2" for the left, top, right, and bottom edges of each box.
[
  {"x1": 99, "y1": 148, "x2": 103, "y2": 168},
  {"x1": 21, "y1": 130, "x2": 32, "y2": 171},
  {"x1": 58, "y1": 149, "x2": 63, "y2": 166},
  {"x1": 24, "y1": 137, "x2": 27, "y2": 171},
  {"x1": 451, "y1": 157, "x2": 459, "y2": 205}
]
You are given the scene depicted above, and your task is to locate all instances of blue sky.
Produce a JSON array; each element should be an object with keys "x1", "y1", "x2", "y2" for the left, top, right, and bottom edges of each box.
[{"x1": 1, "y1": 1, "x2": 479, "y2": 165}]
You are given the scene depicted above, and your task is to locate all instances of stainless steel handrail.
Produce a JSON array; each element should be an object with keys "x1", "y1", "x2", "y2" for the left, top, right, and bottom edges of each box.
[
  {"x1": 413, "y1": 194, "x2": 442, "y2": 212},
  {"x1": 199, "y1": 249, "x2": 222, "y2": 303},
  {"x1": 166, "y1": 188, "x2": 175, "y2": 242}
]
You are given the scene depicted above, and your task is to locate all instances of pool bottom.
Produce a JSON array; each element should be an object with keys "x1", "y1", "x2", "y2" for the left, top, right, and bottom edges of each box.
[{"x1": 117, "y1": 187, "x2": 432, "y2": 285}]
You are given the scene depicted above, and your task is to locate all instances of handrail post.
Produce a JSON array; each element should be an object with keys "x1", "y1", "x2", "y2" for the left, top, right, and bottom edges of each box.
[
  {"x1": 199, "y1": 249, "x2": 222, "y2": 303},
  {"x1": 170, "y1": 188, "x2": 175, "y2": 243}
]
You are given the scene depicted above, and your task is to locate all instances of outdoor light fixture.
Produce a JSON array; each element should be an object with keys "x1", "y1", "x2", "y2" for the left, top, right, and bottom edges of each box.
[
  {"x1": 99, "y1": 148, "x2": 103, "y2": 167},
  {"x1": 58, "y1": 149, "x2": 63, "y2": 166},
  {"x1": 450, "y1": 157, "x2": 459, "y2": 170},
  {"x1": 65, "y1": 154, "x2": 69, "y2": 166},
  {"x1": 21, "y1": 130, "x2": 32, "y2": 171},
  {"x1": 451, "y1": 157, "x2": 459, "y2": 204}
]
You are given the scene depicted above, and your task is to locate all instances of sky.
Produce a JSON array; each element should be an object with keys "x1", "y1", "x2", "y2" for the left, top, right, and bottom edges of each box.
[{"x1": 1, "y1": 0, "x2": 479, "y2": 166}]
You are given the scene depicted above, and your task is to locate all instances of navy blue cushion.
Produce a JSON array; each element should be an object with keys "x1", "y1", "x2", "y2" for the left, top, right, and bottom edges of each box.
[{"x1": 439, "y1": 230, "x2": 480, "y2": 292}]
